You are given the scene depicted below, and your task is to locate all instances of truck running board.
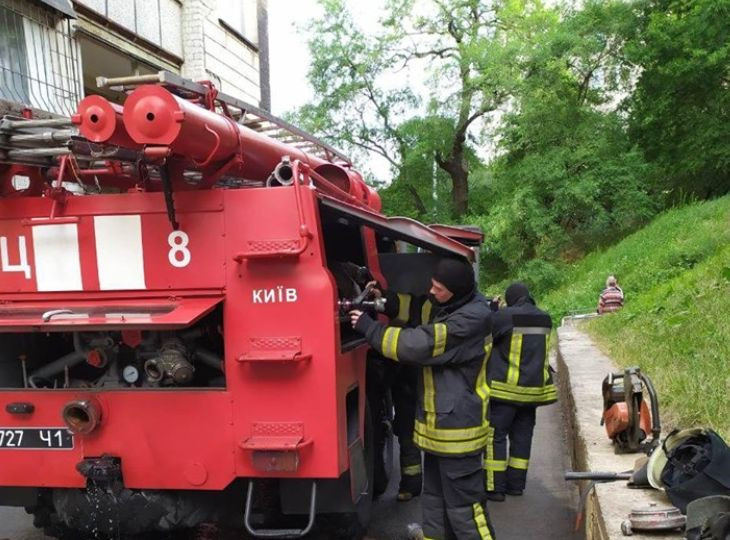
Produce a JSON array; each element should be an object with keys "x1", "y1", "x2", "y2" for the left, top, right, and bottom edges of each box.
[{"x1": 244, "y1": 480, "x2": 317, "y2": 539}]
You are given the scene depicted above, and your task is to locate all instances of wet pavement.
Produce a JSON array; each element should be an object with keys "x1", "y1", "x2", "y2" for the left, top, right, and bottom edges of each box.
[
  {"x1": 365, "y1": 400, "x2": 582, "y2": 540},
  {"x1": 0, "y1": 401, "x2": 580, "y2": 540}
]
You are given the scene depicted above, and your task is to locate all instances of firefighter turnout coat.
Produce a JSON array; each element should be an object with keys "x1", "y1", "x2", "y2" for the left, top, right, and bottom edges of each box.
[
  {"x1": 486, "y1": 300, "x2": 557, "y2": 406},
  {"x1": 355, "y1": 292, "x2": 493, "y2": 457}
]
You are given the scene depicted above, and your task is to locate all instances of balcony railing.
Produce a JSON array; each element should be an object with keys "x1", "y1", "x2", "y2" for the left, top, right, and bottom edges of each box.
[{"x1": 0, "y1": 0, "x2": 82, "y2": 116}]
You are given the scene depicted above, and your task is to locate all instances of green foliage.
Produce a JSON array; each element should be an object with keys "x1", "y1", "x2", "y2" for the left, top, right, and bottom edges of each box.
[
  {"x1": 625, "y1": 0, "x2": 730, "y2": 200},
  {"x1": 485, "y1": 0, "x2": 657, "y2": 274},
  {"x1": 294, "y1": 0, "x2": 552, "y2": 217},
  {"x1": 588, "y1": 244, "x2": 730, "y2": 439},
  {"x1": 295, "y1": 0, "x2": 729, "y2": 316},
  {"x1": 542, "y1": 195, "x2": 730, "y2": 321},
  {"x1": 542, "y1": 195, "x2": 730, "y2": 437}
]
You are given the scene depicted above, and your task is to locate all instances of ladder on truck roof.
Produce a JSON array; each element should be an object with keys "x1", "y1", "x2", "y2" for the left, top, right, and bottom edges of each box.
[
  {"x1": 1, "y1": 70, "x2": 351, "y2": 170},
  {"x1": 96, "y1": 70, "x2": 352, "y2": 165}
]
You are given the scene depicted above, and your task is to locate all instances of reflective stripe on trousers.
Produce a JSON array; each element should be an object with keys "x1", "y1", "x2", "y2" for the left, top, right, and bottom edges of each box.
[
  {"x1": 486, "y1": 401, "x2": 536, "y2": 493},
  {"x1": 422, "y1": 452, "x2": 496, "y2": 540}
]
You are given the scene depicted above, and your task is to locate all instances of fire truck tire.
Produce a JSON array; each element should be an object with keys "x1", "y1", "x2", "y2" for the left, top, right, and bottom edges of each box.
[
  {"x1": 374, "y1": 390, "x2": 395, "y2": 497},
  {"x1": 26, "y1": 499, "x2": 84, "y2": 540},
  {"x1": 317, "y1": 404, "x2": 375, "y2": 539},
  {"x1": 28, "y1": 488, "x2": 227, "y2": 539}
]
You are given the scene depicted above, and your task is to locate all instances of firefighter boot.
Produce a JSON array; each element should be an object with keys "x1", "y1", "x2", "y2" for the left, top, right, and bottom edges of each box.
[
  {"x1": 397, "y1": 440, "x2": 423, "y2": 501},
  {"x1": 398, "y1": 466, "x2": 423, "y2": 501}
]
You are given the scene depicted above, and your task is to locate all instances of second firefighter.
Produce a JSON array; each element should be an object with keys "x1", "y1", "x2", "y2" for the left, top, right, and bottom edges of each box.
[{"x1": 485, "y1": 282, "x2": 557, "y2": 502}]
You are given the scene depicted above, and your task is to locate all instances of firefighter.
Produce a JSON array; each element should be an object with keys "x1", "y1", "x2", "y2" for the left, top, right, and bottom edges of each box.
[
  {"x1": 484, "y1": 282, "x2": 557, "y2": 502},
  {"x1": 351, "y1": 258, "x2": 496, "y2": 540}
]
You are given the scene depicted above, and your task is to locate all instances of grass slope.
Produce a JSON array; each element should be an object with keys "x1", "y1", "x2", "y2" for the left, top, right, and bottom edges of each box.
[{"x1": 542, "y1": 196, "x2": 730, "y2": 438}]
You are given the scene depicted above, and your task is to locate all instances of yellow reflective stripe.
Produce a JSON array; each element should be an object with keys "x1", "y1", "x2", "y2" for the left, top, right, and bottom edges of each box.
[
  {"x1": 473, "y1": 502, "x2": 493, "y2": 540},
  {"x1": 509, "y1": 457, "x2": 529, "y2": 470},
  {"x1": 415, "y1": 420, "x2": 489, "y2": 442},
  {"x1": 476, "y1": 349, "x2": 491, "y2": 425},
  {"x1": 489, "y1": 383, "x2": 558, "y2": 404},
  {"x1": 506, "y1": 333, "x2": 523, "y2": 385},
  {"x1": 489, "y1": 381, "x2": 558, "y2": 403},
  {"x1": 544, "y1": 332, "x2": 551, "y2": 385},
  {"x1": 421, "y1": 300, "x2": 433, "y2": 324},
  {"x1": 381, "y1": 327, "x2": 402, "y2": 361},
  {"x1": 402, "y1": 464, "x2": 422, "y2": 475},
  {"x1": 433, "y1": 323, "x2": 447, "y2": 356},
  {"x1": 490, "y1": 391, "x2": 558, "y2": 404},
  {"x1": 491, "y1": 380, "x2": 557, "y2": 395},
  {"x1": 485, "y1": 459, "x2": 507, "y2": 472},
  {"x1": 396, "y1": 293, "x2": 411, "y2": 323},
  {"x1": 424, "y1": 367, "x2": 436, "y2": 428},
  {"x1": 413, "y1": 431, "x2": 488, "y2": 455},
  {"x1": 486, "y1": 427, "x2": 495, "y2": 491}
]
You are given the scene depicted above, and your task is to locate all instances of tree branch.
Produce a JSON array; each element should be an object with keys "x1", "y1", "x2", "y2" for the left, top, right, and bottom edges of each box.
[{"x1": 405, "y1": 184, "x2": 428, "y2": 214}]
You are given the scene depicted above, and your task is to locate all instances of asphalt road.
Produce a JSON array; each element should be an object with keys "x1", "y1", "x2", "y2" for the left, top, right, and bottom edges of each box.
[{"x1": 0, "y1": 403, "x2": 580, "y2": 540}]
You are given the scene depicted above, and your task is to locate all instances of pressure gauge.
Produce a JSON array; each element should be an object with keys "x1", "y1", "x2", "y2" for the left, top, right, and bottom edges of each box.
[{"x1": 122, "y1": 365, "x2": 140, "y2": 384}]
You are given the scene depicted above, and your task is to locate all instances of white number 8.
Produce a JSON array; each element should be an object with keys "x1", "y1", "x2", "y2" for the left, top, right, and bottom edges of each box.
[{"x1": 168, "y1": 230, "x2": 191, "y2": 268}]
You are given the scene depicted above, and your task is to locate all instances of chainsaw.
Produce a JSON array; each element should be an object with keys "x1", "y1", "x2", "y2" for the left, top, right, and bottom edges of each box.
[{"x1": 601, "y1": 367, "x2": 661, "y2": 454}]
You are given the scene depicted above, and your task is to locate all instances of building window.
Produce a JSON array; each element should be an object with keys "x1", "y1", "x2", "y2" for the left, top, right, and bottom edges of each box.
[
  {"x1": 219, "y1": 0, "x2": 258, "y2": 49},
  {"x1": 0, "y1": 7, "x2": 31, "y2": 104},
  {"x1": 0, "y1": 1, "x2": 81, "y2": 116}
]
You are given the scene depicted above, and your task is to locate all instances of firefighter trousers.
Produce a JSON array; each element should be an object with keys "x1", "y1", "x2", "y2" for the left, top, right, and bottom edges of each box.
[
  {"x1": 486, "y1": 402, "x2": 536, "y2": 494},
  {"x1": 422, "y1": 452, "x2": 495, "y2": 540},
  {"x1": 366, "y1": 354, "x2": 421, "y2": 495},
  {"x1": 392, "y1": 364, "x2": 422, "y2": 495}
]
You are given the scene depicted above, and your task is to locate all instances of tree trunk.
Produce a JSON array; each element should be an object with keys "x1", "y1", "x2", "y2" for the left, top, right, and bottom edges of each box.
[
  {"x1": 449, "y1": 163, "x2": 469, "y2": 218},
  {"x1": 436, "y1": 152, "x2": 469, "y2": 218},
  {"x1": 405, "y1": 184, "x2": 428, "y2": 216}
]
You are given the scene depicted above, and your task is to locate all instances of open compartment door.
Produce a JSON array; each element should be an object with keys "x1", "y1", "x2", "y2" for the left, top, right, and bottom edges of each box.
[
  {"x1": 318, "y1": 196, "x2": 475, "y2": 261},
  {"x1": 0, "y1": 295, "x2": 223, "y2": 332}
]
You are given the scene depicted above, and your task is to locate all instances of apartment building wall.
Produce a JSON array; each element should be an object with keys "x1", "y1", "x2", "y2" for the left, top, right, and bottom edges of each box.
[
  {"x1": 0, "y1": 0, "x2": 268, "y2": 117},
  {"x1": 181, "y1": 0, "x2": 262, "y2": 105}
]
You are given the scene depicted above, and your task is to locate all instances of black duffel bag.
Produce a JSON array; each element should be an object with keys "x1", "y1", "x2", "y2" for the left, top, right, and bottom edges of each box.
[{"x1": 657, "y1": 429, "x2": 730, "y2": 513}]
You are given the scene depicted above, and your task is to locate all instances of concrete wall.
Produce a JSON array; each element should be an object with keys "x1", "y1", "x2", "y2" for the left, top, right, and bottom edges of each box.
[
  {"x1": 74, "y1": 0, "x2": 184, "y2": 58},
  {"x1": 181, "y1": 0, "x2": 262, "y2": 105},
  {"x1": 76, "y1": 0, "x2": 265, "y2": 105},
  {"x1": 1, "y1": 0, "x2": 267, "y2": 116}
]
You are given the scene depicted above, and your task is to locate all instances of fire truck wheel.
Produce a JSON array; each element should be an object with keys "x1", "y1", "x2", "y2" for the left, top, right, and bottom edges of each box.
[
  {"x1": 318, "y1": 403, "x2": 375, "y2": 539},
  {"x1": 26, "y1": 497, "x2": 86, "y2": 540},
  {"x1": 373, "y1": 390, "x2": 395, "y2": 497}
]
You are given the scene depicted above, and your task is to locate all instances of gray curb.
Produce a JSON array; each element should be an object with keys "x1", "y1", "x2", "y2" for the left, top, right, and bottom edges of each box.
[{"x1": 556, "y1": 323, "x2": 684, "y2": 539}]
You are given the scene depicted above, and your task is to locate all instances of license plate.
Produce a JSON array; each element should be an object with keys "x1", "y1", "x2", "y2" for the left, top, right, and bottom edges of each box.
[{"x1": 0, "y1": 428, "x2": 74, "y2": 450}]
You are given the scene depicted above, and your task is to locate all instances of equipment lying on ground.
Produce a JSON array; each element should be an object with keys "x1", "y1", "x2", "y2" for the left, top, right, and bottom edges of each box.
[
  {"x1": 686, "y1": 495, "x2": 730, "y2": 540},
  {"x1": 565, "y1": 470, "x2": 634, "y2": 531},
  {"x1": 565, "y1": 461, "x2": 656, "y2": 531},
  {"x1": 620, "y1": 503, "x2": 686, "y2": 536},
  {"x1": 565, "y1": 471, "x2": 634, "y2": 482},
  {"x1": 602, "y1": 367, "x2": 661, "y2": 454},
  {"x1": 647, "y1": 428, "x2": 730, "y2": 514},
  {"x1": 0, "y1": 71, "x2": 479, "y2": 539}
]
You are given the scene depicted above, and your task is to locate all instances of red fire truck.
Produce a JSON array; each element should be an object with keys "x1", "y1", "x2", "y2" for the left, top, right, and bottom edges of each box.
[{"x1": 0, "y1": 72, "x2": 476, "y2": 539}]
